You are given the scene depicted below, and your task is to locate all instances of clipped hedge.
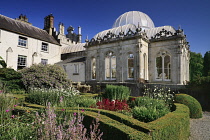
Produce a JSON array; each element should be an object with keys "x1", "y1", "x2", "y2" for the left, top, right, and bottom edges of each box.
[
  {"x1": 16, "y1": 103, "x2": 151, "y2": 140},
  {"x1": 62, "y1": 104, "x2": 189, "y2": 140},
  {"x1": 82, "y1": 111, "x2": 152, "y2": 140},
  {"x1": 18, "y1": 100, "x2": 190, "y2": 140},
  {"x1": 175, "y1": 94, "x2": 202, "y2": 118},
  {"x1": 148, "y1": 103, "x2": 190, "y2": 140}
]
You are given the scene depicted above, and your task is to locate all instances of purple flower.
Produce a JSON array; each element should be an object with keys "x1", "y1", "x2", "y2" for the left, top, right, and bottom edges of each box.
[
  {"x1": 14, "y1": 105, "x2": 17, "y2": 107},
  {"x1": 81, "y1": 109, "x2": 84, "y2": 112},
  {"x1": 59, "y1": 96, "x2": 64, "y2": 102},
  {"x1": 61, "y1": 109, "x2": 65, "y2": 111},
  {"x1": 6, "y1": 109, "x2": 10, "y2": 112},
  {"x1": 73, "y1": 112, "x2": 77, "y2": 116}
]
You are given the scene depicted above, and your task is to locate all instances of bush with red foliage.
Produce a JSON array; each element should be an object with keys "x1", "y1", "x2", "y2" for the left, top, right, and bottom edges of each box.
[{"x1": 94, "y1": 98, "x2": 130, "y2": 111}]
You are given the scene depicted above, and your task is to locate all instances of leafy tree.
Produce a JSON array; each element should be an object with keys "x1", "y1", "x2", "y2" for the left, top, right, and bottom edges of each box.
[
  {"x1": 20, "y1": 64, "x2": 71, "y2": 90},
  {"x1": 0, "y1": 56, "x2": 7, "y2": 68},
  {"x1": 203, "y1": 51, "x2": 210, "y2": 76},
  {"x1": 189, "y1": 52, "x2": 203, "y2": 81},
  {"x1": 0, "y1": 68, "x2": 24, "y2": 91}
]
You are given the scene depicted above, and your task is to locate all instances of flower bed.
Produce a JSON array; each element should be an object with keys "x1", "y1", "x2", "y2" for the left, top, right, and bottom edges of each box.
[{"x1": 21, "y1": 102, "x2": 190, "y2": 140}]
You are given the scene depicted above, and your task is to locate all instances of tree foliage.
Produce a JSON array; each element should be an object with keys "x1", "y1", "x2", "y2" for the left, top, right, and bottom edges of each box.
[
  {"x1": 203, "y1": 51, "x2": 210, "y2": 76},
  {"x1": 0, "y1": 68, "x2": 24, "y2": 91},
  {"x1": 20, "y1": 64, "x2": 71, "y2": 90},
  {"x1": 189, "y1": 52, "x2": 203, "y2": 81},
  {"x1": 0, "y1": 56, "x2": 7, "y2": 68}
]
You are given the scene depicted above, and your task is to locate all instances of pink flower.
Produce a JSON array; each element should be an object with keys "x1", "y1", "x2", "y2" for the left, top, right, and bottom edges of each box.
[
  {"x1": 6, "y1": 109, "x2": 10, "y2": 112},
  {"x1": 11, "y1": 115, "x2": 15, "y2": 119},
  {"x1": 14, "y1": 105, "x2": 17, "y2": 107},
  {"x1": 73, "y1": 112, "x2": 77, "y2": 116},
  {"x1": 81, "y1": 109, "x2": 84, "y2": 112},
  {"x1": 61, "y1": 109, "x2": 65, "y2": 111},
  {"x1": 59, "y1": 96, "x2": 64, "y2": 102}
]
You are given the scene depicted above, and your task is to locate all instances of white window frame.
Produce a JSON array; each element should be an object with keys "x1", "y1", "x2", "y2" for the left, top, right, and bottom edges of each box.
[
  {"x1": 41, "y1": 58, "x2": 48, "y2": 65},
  {"x1": 127, "y1": 53, "x2": 134, "y2": 79},
  {"x1": 17, "y1": 55, "x2": 27, "y2": 69},
  {"x1": 73, "y1": 63, "x2": 79, "y2": 75},
  {"x1": 18, "y1": 36, "x2": 27, "y2": 47},
  {"x1": 105, "y1": 51, "x2": 116, "y2": 80},
  {"x1": 91, "y1": 57, "x2": 96, "y2": 80},
  {"x1": 155, "y1": 51, "x2": 171, "y2": 81},
  {"x1": 41, "y1": 42, "x2": 49, "y2": 52}
]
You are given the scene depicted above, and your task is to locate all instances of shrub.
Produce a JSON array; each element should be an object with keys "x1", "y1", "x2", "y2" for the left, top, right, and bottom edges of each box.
[
  {"x1": 103, "y1": 85, "x2": 130, "y2": 101},
  {"x1": 132, "y1": 97, "x2": 170, "y2": 122},
  {"x1": 26, "y1": 87, "x2": 97, "y2": 108},
  {"x1": 175, "y1": 94, "x2": 202, "y2": 118},
  {"x1": 0, "y1": 68, "x2": 24, "y2": 92},
  {"x1": 74, "y1": 96, "x2": 97, "y2": 107},
  {"x1": 20, "y1": 64, "x2": 71, "y2": 90},
  {"x1": 143, "y1": 85, "x2": 175, "y2": 108},
  {"x1": 27, "y1": 87, "x2": 80, "y2": 106},
  {"x1": 0, "y1": 56, "x2": 7, "y2": 68},
  {"x1": 35, "y1": 103, "x2": 103, "y2": 140},
  {"x1": 95, "y1": 98, "x2": 130, "y2": 111}
]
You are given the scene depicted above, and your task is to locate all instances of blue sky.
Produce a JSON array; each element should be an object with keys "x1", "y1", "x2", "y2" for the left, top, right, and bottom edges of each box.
[{"x1": 1, "y1": 0, "x2": 210, "y2": 56}]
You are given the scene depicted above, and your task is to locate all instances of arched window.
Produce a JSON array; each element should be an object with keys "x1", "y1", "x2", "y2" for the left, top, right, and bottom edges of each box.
[
  {"x1": 155, "y1": 51, "x2": 171, "y2": 81},
  {"x1": 128, "y1": 53, "x2": 134, "y2": 79},
  {"x1": 91, "y1": 57, "x2": 96, "y2": 79},
  {"x1": 105, "y1": 51, "x2": 116, "y2": 79}
]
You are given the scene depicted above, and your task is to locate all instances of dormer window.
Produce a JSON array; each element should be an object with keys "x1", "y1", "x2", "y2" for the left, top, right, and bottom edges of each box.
[
  {"x1": 41, "y1": 43, "x2": 48, "y2": 52},
  {"x1": 18, "y1": 36, "x2": 27, "y2": 47}
]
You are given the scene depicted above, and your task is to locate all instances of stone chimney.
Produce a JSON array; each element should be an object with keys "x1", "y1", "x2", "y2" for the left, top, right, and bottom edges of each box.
[
  {"x1": 77, "y1": 26, "x2": 82, "y2": 43},
  {"x1": 59, "y1": 22, "x2": 65, "y2": 35},
  {"x1": 44, "y1": 14, "x2": 54, "y2": 35},
  {"x1": 15, "y1": 14, "x2": 32, "y2": 25}
]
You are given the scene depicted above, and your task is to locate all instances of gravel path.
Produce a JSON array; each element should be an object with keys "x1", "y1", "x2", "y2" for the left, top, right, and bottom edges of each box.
[{"x1": 189, "y1": 112, "x2": 210, "y2": 140}]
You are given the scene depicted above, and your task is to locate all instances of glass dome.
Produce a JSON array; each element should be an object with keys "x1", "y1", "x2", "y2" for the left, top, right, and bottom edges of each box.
[{"x1": 112, "y1": 11, "x2": 155, "y2": 30}]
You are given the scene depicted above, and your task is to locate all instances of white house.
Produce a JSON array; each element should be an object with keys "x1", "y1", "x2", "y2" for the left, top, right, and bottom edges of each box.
[{"x1": 0, "y1": 14, "x2": 61, "y2": 70}]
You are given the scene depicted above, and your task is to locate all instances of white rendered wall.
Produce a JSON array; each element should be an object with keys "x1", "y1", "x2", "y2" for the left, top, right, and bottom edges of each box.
[{"x1": 0, "y1": 29, "x2": 61, "y2": 70}]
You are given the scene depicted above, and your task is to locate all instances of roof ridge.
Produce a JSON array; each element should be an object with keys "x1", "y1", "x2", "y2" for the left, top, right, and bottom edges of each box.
[{"x1": 0, "y1": 14, "x2": 45, "y2": 32}]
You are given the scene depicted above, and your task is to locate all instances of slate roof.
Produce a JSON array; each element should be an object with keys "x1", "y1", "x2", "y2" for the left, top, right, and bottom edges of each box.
[
  {"x1": 61, "y1": 43, "x2": 86, "y2": 54},
  {"x1": 56, "y1": 57, "x2": 86, "y2": 65},
  {"x1": 0, "y1": 14, "x2": 60, "y2": 45}
]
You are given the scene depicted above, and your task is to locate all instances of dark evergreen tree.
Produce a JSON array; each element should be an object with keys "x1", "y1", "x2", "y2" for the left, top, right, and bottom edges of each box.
[
  {"x1": 0, "y1": 56, "x2": 7, "y2": 68},
  {"x1": 189, "y1": 52, "x2": 203, "y2": 81},
  {"x1": 203, "y1": 51, "x2": 210, "y2": 76}
]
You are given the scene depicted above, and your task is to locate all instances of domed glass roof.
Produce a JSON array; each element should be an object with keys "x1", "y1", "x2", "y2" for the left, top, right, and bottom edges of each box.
[{"x1": 112, "y1": 11, "x2": 155, "y2": 30}]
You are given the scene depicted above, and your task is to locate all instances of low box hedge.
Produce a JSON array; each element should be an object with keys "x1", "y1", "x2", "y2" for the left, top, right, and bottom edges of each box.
[
  {"x1": 148, "y1": 103, "x2": 190, "y2": 140},
  {"x1": 18, "y1": 101, "x2": 190, "y2": 140},
  {"x1": 82, "y1": 110, "x2": 152, "y2": 140},
  {"x1": 175, "y1": 94, "x2": 202, "y2": 118},
  {"x1": 61, "y1": 104, "x2": 190, "y2": 140}
]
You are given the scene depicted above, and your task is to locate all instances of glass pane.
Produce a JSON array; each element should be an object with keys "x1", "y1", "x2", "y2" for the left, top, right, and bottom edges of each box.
[
  {"x1": 92, "y1": 58, "x2": 96, "y2": 79},
  {"x1": 105, "y1": 57, "x2": 110, "y2": 78},
  {"x1": 156, "y1": 56, "x2": 162, "y2": 79},
  {"x1": 128, "y1": 54, "x2": 134, "y2": 78},
  {"x1": 128, "y1": 67, "x2": 134, "y2": 78},
  {"x1": 164, "y1": 55, "x2": 171, "y2": 80},
  {"x1": 111, "y1": 56, "x2": 116, "y2": 78}
]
